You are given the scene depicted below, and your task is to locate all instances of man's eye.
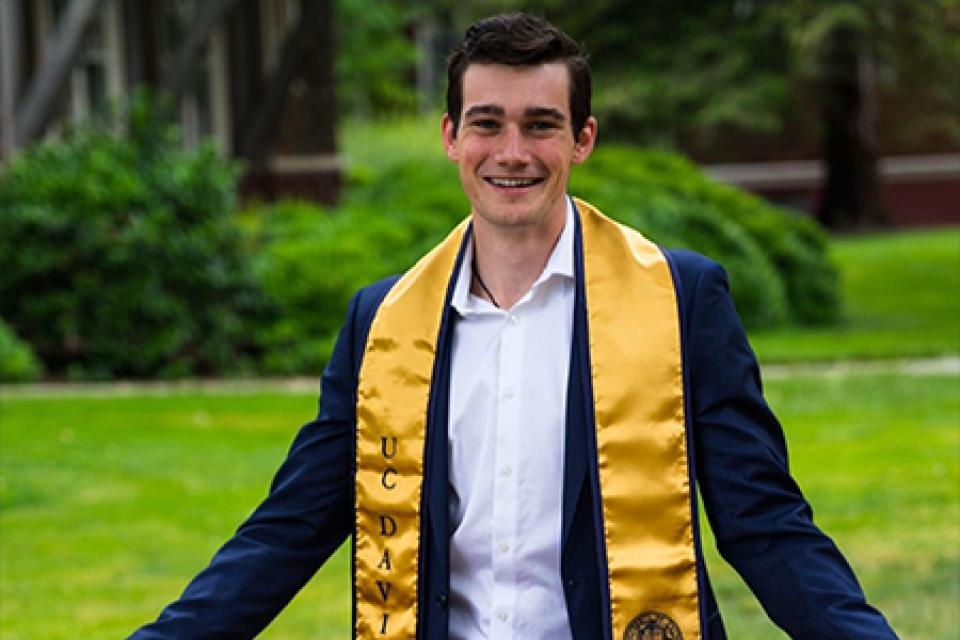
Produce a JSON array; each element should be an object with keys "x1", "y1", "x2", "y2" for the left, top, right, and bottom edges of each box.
[
  {"x1": 471, "y1": 119, "x2": 499, "y2": 130},
  {"x1": 529, "y1": 120, "x2": 558, "y2": 132}
]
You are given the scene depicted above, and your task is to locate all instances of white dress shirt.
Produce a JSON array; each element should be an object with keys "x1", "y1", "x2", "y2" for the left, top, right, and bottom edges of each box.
[{"x1": 447, "y1": 200, "x2": 576, "y2": 640}]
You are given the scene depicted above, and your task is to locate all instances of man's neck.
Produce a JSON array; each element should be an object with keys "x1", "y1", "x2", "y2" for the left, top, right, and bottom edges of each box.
[{"x1": 470, "y1": 200, "x2": 567, "y2": 310}]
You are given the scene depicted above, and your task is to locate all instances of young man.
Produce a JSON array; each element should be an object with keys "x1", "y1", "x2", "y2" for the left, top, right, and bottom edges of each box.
[{"x1": 132, "y1": 13, "x2": 897, "y2": 640}]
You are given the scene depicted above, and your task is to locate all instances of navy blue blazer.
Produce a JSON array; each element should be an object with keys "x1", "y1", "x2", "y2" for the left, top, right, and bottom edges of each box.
[{"x1": 131, "y1": 219, "x2": 897, "y2": 639}]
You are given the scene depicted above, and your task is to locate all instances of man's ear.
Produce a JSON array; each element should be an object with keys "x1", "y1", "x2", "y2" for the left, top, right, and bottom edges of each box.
[
  {"x1": 572, "y1": 116, "x2": 598, "y2": 165},
  {"x1": 441, "y1": 113, "x2": 459, "y2": 163}
]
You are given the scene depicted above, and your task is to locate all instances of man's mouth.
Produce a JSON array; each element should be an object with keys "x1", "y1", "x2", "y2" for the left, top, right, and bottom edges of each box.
[{"x1": 484, "y1": 177, "x2": 544, "y2": 188}]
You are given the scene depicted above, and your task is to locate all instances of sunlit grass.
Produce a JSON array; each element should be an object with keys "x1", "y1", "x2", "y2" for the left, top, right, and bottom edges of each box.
[
  {"x1": 703, "y1": 373, "x2": 959, "y2": 638},
  {"x1": 0, "y1": 393, "x2": 352, "y2": 639},
  {"x1": 750, "y1": 227, "x2": 960, "y2": 363}
]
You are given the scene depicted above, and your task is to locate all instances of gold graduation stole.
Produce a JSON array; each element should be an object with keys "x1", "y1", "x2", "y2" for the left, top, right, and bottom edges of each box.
[{"x1": 353, "y1": 199, "x2": 700, "y2": 639}]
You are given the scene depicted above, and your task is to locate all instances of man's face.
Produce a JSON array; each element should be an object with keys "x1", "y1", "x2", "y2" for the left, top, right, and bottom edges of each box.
[{"x1": 442, "y1": 62, "x2": 596, "y2": 233}]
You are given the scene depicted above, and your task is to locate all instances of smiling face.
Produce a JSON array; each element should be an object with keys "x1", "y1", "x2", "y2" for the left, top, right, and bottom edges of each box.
[{"x1": 442, "y1": 63, "x2": 597, "y2": 235}]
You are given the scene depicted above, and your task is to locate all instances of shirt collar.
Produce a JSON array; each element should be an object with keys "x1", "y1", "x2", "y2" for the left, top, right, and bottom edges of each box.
[{"x1": 451, "y1": 197, "x2": 575, "y2": 316}]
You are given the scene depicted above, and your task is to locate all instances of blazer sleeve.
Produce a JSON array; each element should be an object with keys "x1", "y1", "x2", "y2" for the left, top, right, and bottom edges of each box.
[
  {"x1": 678, "y1": 253, "x2": 898, "y2": 639},
  {"x1": 129, "y1": 289, "x2": 368, "y2": 639}
]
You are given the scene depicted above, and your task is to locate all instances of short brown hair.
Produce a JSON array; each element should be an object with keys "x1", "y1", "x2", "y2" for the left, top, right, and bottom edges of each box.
[{"x1": 446, "y1": 13, "x2": 591, "y2": 137}]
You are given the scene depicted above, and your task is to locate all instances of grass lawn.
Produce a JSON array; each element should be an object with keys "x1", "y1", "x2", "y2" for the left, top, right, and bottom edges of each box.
[
  {"x1": 750, "y1": 227, "x2": 960, "y2": 363},
  {"x1": 1, "y1": 371, "x2": 957, "y2": 638}
]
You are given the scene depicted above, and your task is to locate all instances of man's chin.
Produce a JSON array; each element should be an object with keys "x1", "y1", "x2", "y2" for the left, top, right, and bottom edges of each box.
[{"x1": 472, "y1": 203, "x2": 554, "y2": 230}]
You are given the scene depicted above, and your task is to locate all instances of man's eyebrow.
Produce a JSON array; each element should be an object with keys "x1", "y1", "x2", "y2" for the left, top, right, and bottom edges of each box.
[
  {"x1": 464, "y1": 105, "x2": 505, "y2": 118},
  {"x1": 524, "y1": 107, "x2": 566, "y2": 121}
]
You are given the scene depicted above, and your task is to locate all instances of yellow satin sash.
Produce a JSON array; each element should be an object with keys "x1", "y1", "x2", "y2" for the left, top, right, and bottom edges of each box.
[
  {"x1": 354, "y1": 200, "x2": 698, "y2": 639},
  {"x1": 578, "y1": 199, "x2": 699, "y2": 639},
  {"x1": 353, "y1": 219, "x2": 468, "y2": 639}
]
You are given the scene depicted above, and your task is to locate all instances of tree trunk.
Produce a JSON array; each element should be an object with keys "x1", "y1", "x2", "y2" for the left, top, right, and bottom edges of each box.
[
  {"x1": 0, "y1": 0, "x2": 21, "y2": 159},
  {"x1": 239, "y1": 0, "x2": 334, "y2": 163},
  {"x1": 161, "y1": 0, "x2": 242, "y2": 98},
  {"x1": 817, "y1": 17, "x2": 887, "y2": 230},
  {"x1": 14, "y1": 0, "x2": 108, "y2": 145}
]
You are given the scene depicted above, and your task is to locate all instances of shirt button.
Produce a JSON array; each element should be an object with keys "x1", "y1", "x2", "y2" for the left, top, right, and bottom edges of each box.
[
  {"x1": 508, "y1": 314, "x2": 519, "y2": 326},
  {"x1": 497, "y1": 610, "x2": 509, "y2": 622},
  {"x1": 500, "y1": 466, "x2": 512, "y2": 478},
  {"x1": 502, "y1": 388, "x2": 515, "y2": 400},
  {"x1": 498, "y1": 541, "x2": 510, "y2": 554}
]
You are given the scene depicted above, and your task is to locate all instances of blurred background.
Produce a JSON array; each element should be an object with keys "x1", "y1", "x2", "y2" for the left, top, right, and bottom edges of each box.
[
  {"x1": 0, "y1": 1, "x2": 957, "y2": 638},
  {"x1": 0, "y1": 0, "x2": 958, "y2": 381}
]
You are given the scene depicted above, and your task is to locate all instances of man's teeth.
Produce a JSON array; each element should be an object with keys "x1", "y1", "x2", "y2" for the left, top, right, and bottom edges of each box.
[{"x1": 488, "y1": 177, "x2": 538, "y2": 187}]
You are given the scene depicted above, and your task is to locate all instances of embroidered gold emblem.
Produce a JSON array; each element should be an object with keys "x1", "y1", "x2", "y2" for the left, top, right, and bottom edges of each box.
[{"x1": 624, "y1": 611, "x2": 684, "y2": 640}]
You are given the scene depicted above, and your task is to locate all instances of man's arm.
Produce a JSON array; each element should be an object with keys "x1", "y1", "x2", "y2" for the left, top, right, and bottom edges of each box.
[
  {"x1": 675, "y1": 252, "x2": 898, "y2": 639},
  {"x1": 129, "y1": 289, "x2": 368, "y2": 639}
]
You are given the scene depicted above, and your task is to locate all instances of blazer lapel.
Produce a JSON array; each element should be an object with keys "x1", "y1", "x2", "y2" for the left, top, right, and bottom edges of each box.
[
  {"x1": 561, "y1": 325, "x2": 589, "y2": 550},
  {"x1": 420, "y1": 227, "x2": 471, "y2": 638},
  {"x1": 562, "y1": 204, "x2": 591, "y2": 552}
]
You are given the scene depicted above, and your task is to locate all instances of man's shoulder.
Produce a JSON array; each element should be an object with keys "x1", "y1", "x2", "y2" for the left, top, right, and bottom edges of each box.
[
  {"x1": 351, "y1": 274, "x2": 402, "y2": 323},
  {"x1": 333, "y1": 275, "x2": 402, "y2": 371},
  {"x1": 661, "y1": 248, "x2": 724, "y2": 295},
  {"x1": 662, "y1": 248, "x2": 716, "y2": 269}
]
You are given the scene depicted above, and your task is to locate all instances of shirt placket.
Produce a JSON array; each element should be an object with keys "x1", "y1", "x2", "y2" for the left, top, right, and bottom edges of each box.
[{"x1": 490, "y1": 308, "x2": 524, "y2": 637}]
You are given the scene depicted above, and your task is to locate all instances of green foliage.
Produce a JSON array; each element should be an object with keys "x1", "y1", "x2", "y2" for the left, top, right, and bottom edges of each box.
[
  {"x1": 570, "y1": 147, "x2": 792, "y2": 328},
  {"x1": 0, "y1": 92, "x2": 266, "y2": 379},
  {"x1": 0, "y1": 317, "x2": 42, "y2": 382},
  {"x1": 241, "y1": 201, "x2": 397, "y2": 374},
  {"x1": 447, "y1": 1, "x2": 960, "y2": 153},
  {"x1": 242, "y1": 118, "x2": 466, "y2": 371},
  {"x1": 584, "y1": 5, "x2": 792, "y2": 148},
  {"x1": 336, "y1": 0, "x2": 422, "y2": 117},
  {"x1": 244, "y1": 164, "x2": 467, "y2": 372},
  {"x1": 783, "y1": 0, "x2": 960, "y2": 147},
  {"x1": 573, "y1": 147, "x2": 839, "y2": 325}
]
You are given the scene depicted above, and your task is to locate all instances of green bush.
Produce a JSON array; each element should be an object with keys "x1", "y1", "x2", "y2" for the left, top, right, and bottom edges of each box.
[
  {"x1": 570, "y1": 146, "x2": 840, "y2": 326},
  {"x1": 242, "y1": 194, "x2": 456, "y2": 373},
  {"x1": 0, "y1": 92, "x2": 267, "y2": 379},
  {"x1": 570, "y1": 150, "x2": 789, "y2": 328},
  {"x1": 241, "y1": 202, "x2": 382, "y2": 374},
  {"x1": 0, "y1": 317, "x2": 42, "y2": 382}
]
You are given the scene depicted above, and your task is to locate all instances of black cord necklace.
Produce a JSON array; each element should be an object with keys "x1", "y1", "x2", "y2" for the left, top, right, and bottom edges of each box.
[{"x1": 472, "y1": 255, "x2": 500, "y2": 308}]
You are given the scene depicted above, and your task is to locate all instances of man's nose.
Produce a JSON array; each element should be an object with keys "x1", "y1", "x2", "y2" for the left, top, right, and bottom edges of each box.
[{"x1": 494, "y1": 125, "x2": 529, "y2": 166}]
